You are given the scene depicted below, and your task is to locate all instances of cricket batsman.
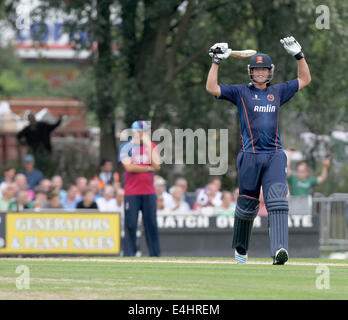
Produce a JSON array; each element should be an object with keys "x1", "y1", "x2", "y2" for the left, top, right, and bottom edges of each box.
[{"x1": 206, "y1": 36, "x2": 311, "y2": 265}]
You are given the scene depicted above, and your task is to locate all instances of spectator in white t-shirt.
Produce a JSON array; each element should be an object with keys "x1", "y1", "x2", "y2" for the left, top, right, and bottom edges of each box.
[
  {"x1": 165, "y1": 185, "x2": 191, "y2": 213},
  {"x1": 154, "y1": 175, "x2": 172, "y2": 208},
  {"x1": 96, "y1": 184, "x2": 119, "y2": 212}
]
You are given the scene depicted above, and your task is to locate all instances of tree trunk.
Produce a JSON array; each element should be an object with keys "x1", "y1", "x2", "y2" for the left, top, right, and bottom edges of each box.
[{"x1": 94, "y1": 0, "x2": 117, "y2": 168}]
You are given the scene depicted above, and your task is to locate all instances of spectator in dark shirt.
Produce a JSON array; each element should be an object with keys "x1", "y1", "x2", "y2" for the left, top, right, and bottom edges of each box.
[
  {"x1": 76, "y1": 188, "x2": 98, "y2": 209},
  {"x1": 17, "y1": 112, "x2": 63, "y2": 154},
  {"x1": 19, "y1": 154, "x2": 45, "y2": 190}
]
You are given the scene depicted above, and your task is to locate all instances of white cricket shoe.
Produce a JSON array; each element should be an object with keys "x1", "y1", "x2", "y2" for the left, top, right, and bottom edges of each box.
[{"x1": 235, "y1": 250, "x2": 248, "y2": 264}]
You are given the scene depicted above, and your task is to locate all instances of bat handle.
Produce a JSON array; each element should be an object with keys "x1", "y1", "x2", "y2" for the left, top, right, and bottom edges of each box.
[{"x1": 209, "y1": 47, "x2": 223, "y2": 54}]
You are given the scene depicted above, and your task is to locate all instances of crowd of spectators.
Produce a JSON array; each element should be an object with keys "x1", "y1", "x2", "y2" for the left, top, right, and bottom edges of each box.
[
  {"x1": 0, "y1": 155, "x2": 124, "y2": 215},
  {"x1": 155, "y1": 175, "x2": 238, "y2": 217},
  {"x1": 0, "y1": 153, "x2": 240, "y2": 218},
  {"x1": 0, "y1": 149, "x2": 329, "y2": 217}
]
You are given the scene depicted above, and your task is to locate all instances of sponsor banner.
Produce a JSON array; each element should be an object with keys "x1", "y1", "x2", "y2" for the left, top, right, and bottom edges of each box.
[
  {"x1": 156, "y1": 214, "x2": 314, "y2": 230},
  {"x1": 0, "y1": 212, "x2": 120, "y2": 255}
]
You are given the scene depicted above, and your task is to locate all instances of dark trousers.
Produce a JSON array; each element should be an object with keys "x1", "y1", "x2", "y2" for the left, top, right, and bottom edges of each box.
[
  {"x1": 123, "y1": 194, "x2": 161, "y2": 257},
  {"x1": 237, "y1": 151, "x2": 287, "y2": 202}
]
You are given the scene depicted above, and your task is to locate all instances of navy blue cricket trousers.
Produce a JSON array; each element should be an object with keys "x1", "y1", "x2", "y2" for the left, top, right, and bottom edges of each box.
[
  {"x1": 237, "y1": 151, "x2": 288, "y2": 203},
  {"x1": 123, "y1": 194, "x2": 161, "y2": 257}
]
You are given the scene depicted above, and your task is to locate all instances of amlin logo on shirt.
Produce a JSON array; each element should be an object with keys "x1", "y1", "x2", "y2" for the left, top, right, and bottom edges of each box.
[{"x1": 254, "y1": 105, "x2": 276, "y2": 112}]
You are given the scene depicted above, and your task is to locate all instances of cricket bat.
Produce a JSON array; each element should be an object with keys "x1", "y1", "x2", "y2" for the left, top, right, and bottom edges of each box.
[{"x1": 209, "y1": 48, "x2": 257, "y2": 58}]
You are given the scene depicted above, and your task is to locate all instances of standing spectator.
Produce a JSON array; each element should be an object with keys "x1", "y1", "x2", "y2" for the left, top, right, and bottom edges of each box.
[
  {"x1": 165, "y1": 186, "x2": 191, "y2": 213},
  {"x1": 14, "y1": 173, "x2": 34, "y2": 201},
  {"x1": 51, "y1": 175, "x2": 67, "y2": 201},
  {"x1": 93, "y1": 159, "x2": 120, "y2": 189},
  {"x1": 19, "y1": 154, "x2": 45, "y2": 190},
  {"x1": 17, "y1": 112, "x2": 62, "y2": 154},
  {"x1": 119, "y1": 120, "x2": 161, "y2": 257},
  {"x1": 174, "y1": 177, "x2": 195, "y2": 209},
  {"x1": 61, "y1": 185, "x2": 79, "y2": 209},
  {"x1": 287, "y1": 150, "x2": 331, "y2": 196},
  {"x1": 8, "y1": 190, "x2": 34, "y2": 211},
  {"x1": 214, "y1": 191, "x2": 236, "y2": 216},
  {"x1": 0, "y1": 164, "x2": 16, "y2": 192},
  {"x1": 76, "y1": 188, "x2": 98, "y2": 209},
  {"x1": 0, "y1": 184, "x2": 15, "y2": 211},
  {"x1": 96, "y1": 184, "x2": 118, "y2": 212}
]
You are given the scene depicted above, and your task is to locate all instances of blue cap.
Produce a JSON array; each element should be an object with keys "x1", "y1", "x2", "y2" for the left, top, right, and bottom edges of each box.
[
  {"x1": 249, "y1": 53, "x2": 273, "y2": 68},
  {"x1": 131, "y1": 121, "x2": 151, "y2": 131},
  {"x1": 23, "y1": 154, "x2": 35, "y2": 163}
]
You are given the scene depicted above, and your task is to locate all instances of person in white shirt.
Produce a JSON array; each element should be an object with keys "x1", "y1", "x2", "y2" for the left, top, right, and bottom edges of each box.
[
  {"x1": 96, "y1": 184, "x2": 119, "y2": 212},
  {"x1": 165, "y1": 185, "x2": 191, "y2": 214},
  {"x1": 154, "y1": 175, "x2": 172, "y2": 208}
]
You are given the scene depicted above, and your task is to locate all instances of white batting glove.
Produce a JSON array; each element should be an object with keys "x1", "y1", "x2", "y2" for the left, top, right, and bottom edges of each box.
[
  {"x1": 209, "y1": 43, "x2": 232, "y2": 64},
  {"x1": 280, "y1": 36, "x2": 304, "y2": 60}
]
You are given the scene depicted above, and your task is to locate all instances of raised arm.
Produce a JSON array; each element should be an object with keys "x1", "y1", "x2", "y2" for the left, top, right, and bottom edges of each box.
[
  {"x1": 206, "y1": 63, "x2": 221, "y2": 96},
  {"x1": 286, "y1": 149, "x2": 294, "y2": 177},
  {"x1": 280, "y1": 36, "x2": 311, "y2": 90},
  {"x1": 317, "y1": 157, "x2": 330, "y2": 184},
  {"x1": 297, "y1": 58, "x2": 311, "y2": 90},
  {"x1": 206, "y1": 42, "x2": 232, "y2": 97}
]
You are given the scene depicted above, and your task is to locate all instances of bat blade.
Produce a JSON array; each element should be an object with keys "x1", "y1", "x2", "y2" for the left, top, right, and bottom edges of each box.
[{"x1": 230, "y1": 50, "x2": 257, "y2": 58}]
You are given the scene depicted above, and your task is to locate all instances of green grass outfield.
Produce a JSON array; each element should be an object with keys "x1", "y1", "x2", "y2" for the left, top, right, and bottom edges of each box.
[{"x1": 0, "y1": 257, "x2": 347, "y2": 300}]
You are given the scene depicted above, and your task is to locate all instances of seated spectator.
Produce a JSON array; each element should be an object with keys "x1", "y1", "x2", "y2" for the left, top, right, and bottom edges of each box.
[
  {"x1": 194, "y1": 182, "x2": 222, "y2": 210},
  {"x1": 96, "y1": 184, "x2": 118, "y2": 212},
  {"x1": 174, "y1": 177, "x2": 195, "y2": 209},
  {"x1": 32, "y1": 189, "x2": 48, "y2": 211},
  {"x1": 51, "y1": 175, "x2": 67, "y2": 201},
  {"x1": 93, "y1": 159, "x2": 120, "y2": 189},
  {"x1": 154, "y1": 175, "x2": 172, "y2": 208},
  {"x1": 14, "y1": 173, "x2": 34, "y2": 201},
  {"x1": 61, "y1": 185, "x2": 79, "y2": 210},
  {"x1": 157, "y1": 194, "x2": 165, "y2": 211},
  {"x1": 44, "y1": 191, "x2": 63, "y2": 209},
  {"x1": 75, "y1": 177, "x2": 88, "y2": 200},
  {"x1": 89, "y1": 179, "x2": 102, "y2": 201},
  {"x1": 231, "y1": 187, "x2": 239, "y2": 205},
  {"x1": 0, "y1": 184, "x2": 15, "y2": 211},
  {"x1": 210, "y1": 177, "x2": 222, "y2": 195},
  {"x1": 115, "y1": 188, "x2": 125, "y2": 215},
  {"x1": 76, "y1": 188, "x2": 98, "y2": 209},
  {"x1": 258, "y1": 188, "x2": 268, "y2": 216},
  {"x1": 214, "y1": 191, "x2": 236, "y2": 216},
  {"x1": 0, "y1": 164, "x2": 16, "y2": 192},
  {"x1": 165, "y1": 186, "x2": 191, "y2": 213},
  {"x1": 38, "y1": 179, "x2": 52, "y2": 193},
  {"x1": 19, "y1": 154, "x2": 45, "y2": 190},
  {"x1": 8, "y1": 190, "x2": 34, "y2": 211}
]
